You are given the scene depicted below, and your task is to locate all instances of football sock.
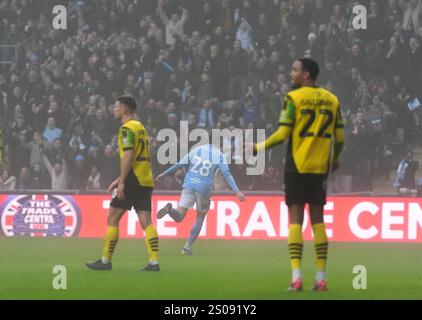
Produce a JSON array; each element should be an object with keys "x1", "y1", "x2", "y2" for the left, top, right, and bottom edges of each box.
[
  {"x1": 101, "y1": 225, "x2": 119, "y2": 263},
  {"x1": 184, "y1": 217, "x2": 205, "y2": 250},
  {"x1": 316, "y1": 271, "x2": 327, "y2": 281},
  {"x1": 312, "y1": 223, "x2": 328, "y2": 278},
  {"x1": 144, "y1": 224, "x2": 159, "y2": 264},
  {"x1": 288, "y1": 224, "x2": 303, "y2": 280},
  {"x1": 292, "y1": 269, "x2": 302, "y2": 282}
]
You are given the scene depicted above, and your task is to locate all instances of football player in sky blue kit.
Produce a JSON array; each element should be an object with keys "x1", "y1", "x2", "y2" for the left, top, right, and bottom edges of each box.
[{"x1": 155, "y1": 143, "x2": 246, "y2": 255}]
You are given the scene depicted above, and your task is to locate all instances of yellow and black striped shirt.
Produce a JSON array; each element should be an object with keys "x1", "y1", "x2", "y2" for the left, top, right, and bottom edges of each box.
[
  {"x1": 256, "y1": 86, "x2": 344, "y2": 175},
  {"x1": 118, "y1": 119, "x2": 154, "y2": 187}
]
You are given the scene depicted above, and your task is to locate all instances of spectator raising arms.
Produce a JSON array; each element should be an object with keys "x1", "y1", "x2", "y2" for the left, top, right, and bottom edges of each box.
[
  {"x1": 0, "y1": 0, "x2": 421, "y2": 193},
  {"x1": 87, "y1": 165, "x2": 101, "y2": 190},
  {"x1": 0, "y1": 169, "x2": 16, "y2": 191},
  {"x1": 42, "y1": 153, "x2": 69, "y2": 191}
]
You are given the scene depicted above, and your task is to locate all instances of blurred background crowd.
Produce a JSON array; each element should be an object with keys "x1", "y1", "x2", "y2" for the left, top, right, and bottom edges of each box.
[{"x1": 0, "y1": 0, "x2": 421, "y2": 194}]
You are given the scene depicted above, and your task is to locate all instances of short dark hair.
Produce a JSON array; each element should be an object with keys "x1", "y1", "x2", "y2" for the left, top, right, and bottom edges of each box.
[
  {"x1": 116, "y1": 95, "x2": 137, "y2": 112},
  {"x1": 298, "y1": 58, "x2": 320, "y2": 81}
]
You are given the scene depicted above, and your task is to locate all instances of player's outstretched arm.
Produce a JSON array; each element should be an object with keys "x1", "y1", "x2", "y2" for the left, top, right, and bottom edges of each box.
[
  {"x1": 254, "y1": 96, "x2": 295, "y2": 153},
  {"x1": 155, "y1": 153, "x2": 189, "y2": 182},
  {"x1": 254, "y1": 124, "x2": 291, "y2": 153},
  {"x1": 218, "y1": 154, "x2": 246, "y2": 202}
]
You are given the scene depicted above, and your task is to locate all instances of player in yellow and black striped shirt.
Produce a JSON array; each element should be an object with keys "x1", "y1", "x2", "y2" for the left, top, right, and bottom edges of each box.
[
  {"x1": 86, "y1": 95, "x2": 160, "y2": 272},
  {"x1": 254, "y1": 58, "x2": 344, "y2": 292}
]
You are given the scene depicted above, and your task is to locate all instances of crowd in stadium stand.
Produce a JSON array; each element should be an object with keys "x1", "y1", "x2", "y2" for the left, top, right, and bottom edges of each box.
[{"x1": 0, "y1": 0, "x2": 421, "y2": 193}]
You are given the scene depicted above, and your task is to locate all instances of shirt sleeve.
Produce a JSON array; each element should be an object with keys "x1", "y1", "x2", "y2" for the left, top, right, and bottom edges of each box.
[
  {"x1": 255, "y1": 95, "x2": 295, "y2": 152},
  {"x1": 335, "y1": 106, "x2": 345, "y2": 130},
  {"x1": 278, "y1": 95, "x2": 296, "y2": 127},
  {"x1": 333, "y1": 105, "x2": 345, "y2": 164},
  {"x1": 334, "y1": 106, "x2": 345, "y2": 144},
  {"x1": 121, "y1": 126, "x2": 135, "y2": 151},
  {"x1": 218, "y1": 153, "x2": 240, "y2": 193},
  {"x1": 162, "y1": 153, "x2": 190, "y2": 176}
]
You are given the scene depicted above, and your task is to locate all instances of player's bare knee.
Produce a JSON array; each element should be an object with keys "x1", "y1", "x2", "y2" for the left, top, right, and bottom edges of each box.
[
  {"x1": 309, "y1": 204, "x2": 324, "y2": 225},
  {"x1": 107, "y1": 209, "x2": 122, "y2": 226},
  {"x1": 137, "y1": 211, "x2": 152, "y2": 229},
  {"x1": 288, "y1": 204, "x2": 305, "y2": 225},
  {"x1": 107, "y1": 216, "x2": 119, "y2": 227}
]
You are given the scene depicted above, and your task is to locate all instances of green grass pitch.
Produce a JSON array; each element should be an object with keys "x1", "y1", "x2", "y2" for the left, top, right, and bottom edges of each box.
[{"x1": 0, "y1": 237, "x2": 421, "y2": 299}]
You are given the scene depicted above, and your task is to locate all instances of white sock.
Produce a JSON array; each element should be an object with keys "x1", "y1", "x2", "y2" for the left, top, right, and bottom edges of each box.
[
  {"x1": 184, "y1": 242, "x2": 191, "y2": 250},
  {"x1": 101, "y1": 257, "x2": 110, "y2": 264},
  {"x1": 316, "y1": 271, "x2": 326, "y2": 281},
  {"x1": 149, "y1": 260, "x2": 159, "y2": 266},
  {"x1": 292, "y1": 269, "x2": 302, "y2": 281}
]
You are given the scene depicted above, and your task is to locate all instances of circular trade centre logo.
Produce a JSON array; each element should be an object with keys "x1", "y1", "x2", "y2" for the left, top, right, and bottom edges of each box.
[{"x1": 0, "y1": 195, "x2": 81, "y2": 237}]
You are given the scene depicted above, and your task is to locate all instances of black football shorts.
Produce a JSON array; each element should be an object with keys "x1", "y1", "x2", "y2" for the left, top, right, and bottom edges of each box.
[
  {"x1": 284, "y1": 172, "x2": 327, "y2": 206},
  {"x1": 110, "y1": 184, "x2": 153, "y2": 212}
]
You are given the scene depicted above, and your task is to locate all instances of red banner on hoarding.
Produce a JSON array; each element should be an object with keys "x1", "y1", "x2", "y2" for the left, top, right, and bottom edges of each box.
[{"x1": 1, "y1": 194, "x2": 421, "y2": 242}]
